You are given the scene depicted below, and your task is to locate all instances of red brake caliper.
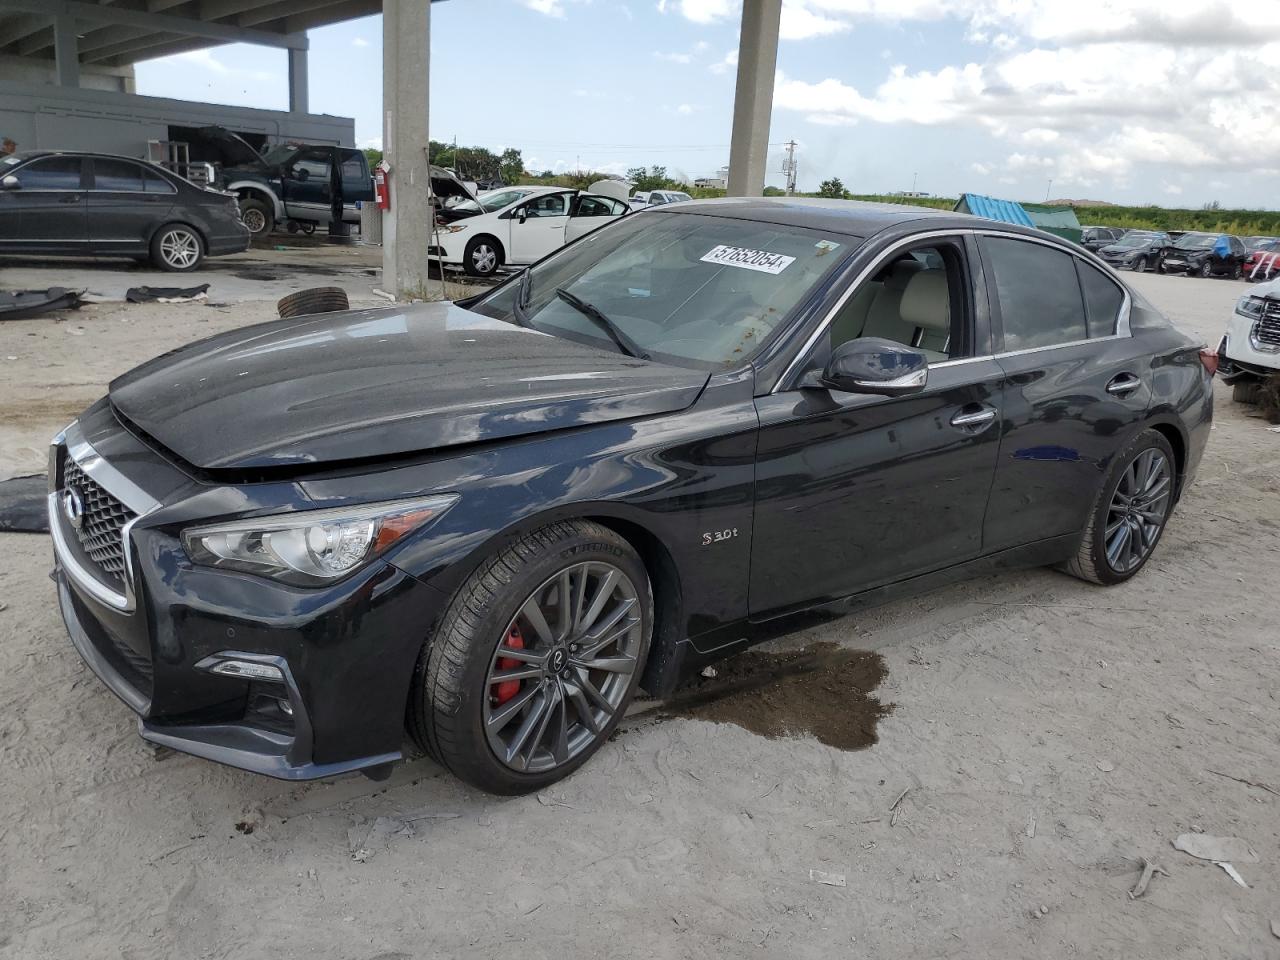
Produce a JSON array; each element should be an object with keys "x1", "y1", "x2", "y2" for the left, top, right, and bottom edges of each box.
[{"x1": 493, "y1": 623, "x2": 525, "y2": 705}]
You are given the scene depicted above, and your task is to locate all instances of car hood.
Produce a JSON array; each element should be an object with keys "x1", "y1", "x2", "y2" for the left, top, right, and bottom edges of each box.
[
  {"x1": 108, "y1": 302, "x2": 710, "y2": 471},
  {"x1": 1098, "y1": 243, "x2": 1135, "y2": 256}
]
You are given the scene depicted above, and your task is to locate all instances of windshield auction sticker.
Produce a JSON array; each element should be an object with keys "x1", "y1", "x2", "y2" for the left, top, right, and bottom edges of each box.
[{"x1": 701, "y1": 245, "x2": 796, "y2": 274}]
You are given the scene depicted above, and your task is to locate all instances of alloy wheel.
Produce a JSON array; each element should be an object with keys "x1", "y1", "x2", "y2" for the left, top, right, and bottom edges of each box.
[
  {"x1": 242, "y1": 208, "x2": 266, "y2": 234},
  {"x1": 1104, "y1": 448, "x2": 1172, "y2": 574},
  {"x1": 483, "y1": 561, "x2": 643, "y2": 774},
  {"x1": 1133, "y1": 257, "x2": 1147, "y2": 273},
  {"x1": 160, "y1": 229, "x2": 200, "y2": 269},
  {"x1": 472, "y1": 244, "x2": 497, "y2": 274}
]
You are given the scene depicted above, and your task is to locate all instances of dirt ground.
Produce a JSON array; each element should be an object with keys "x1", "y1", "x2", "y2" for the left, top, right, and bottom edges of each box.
[{"x1": 1, "y1": 268, "x2": 1277, "y2": 960}]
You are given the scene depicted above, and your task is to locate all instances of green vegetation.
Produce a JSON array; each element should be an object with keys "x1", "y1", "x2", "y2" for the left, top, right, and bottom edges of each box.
[{"x1": 848, "y1": 193, "x2": 1280, "y2": 235}]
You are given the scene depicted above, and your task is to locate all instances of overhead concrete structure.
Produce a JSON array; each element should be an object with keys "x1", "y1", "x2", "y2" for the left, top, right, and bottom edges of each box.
[{"x1": 726, "y1": 0, "x2": 781, "y2": 198}]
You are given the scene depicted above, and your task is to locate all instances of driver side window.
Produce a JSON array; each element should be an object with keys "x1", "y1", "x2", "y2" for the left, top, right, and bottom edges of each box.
[
  {"x1": 523, "y1": 193, "x2": 569, "y2": 218},
  {"x1": 291, "y1": 149, "x2": 330, "y2": 181},
  {"x1": 826, "y1": 242, "x2": 969, "y2": 363}
]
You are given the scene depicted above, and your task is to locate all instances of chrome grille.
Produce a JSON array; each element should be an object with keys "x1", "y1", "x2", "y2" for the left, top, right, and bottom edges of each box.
[
  {"x1": 62, "y1": 457, "x2": 136, "y2": 587},
  {"x1": 1253, "y1": 300, "x2": 1280, "y2": 353}
]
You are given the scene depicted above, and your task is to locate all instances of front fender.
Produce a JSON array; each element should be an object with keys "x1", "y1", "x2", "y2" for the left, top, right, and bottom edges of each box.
[{"x1": 228, "y1": 180, "x2": 285, "y2": 220}]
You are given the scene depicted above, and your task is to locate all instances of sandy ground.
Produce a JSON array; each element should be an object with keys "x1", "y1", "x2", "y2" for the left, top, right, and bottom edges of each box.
[{"x1": 1, "y1": 270, "x2": 1278, "y2": 959}]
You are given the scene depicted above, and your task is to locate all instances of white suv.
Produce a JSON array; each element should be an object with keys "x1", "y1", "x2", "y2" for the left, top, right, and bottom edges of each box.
[{"x1": 1220, "y1": 277, "x2": 1280, "y2": 402}]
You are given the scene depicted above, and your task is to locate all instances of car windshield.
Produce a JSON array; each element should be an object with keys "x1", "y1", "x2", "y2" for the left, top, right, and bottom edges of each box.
[
  {"x1": 1173, "y1": 233, "x2": 1217, "y2": 250},
  {"x1": 448, "y1": 189, "x2": 533, "y2": 215},
  {"x1": 471, "y1": 211, "x2": 855, "y2": 369},
  {"x1": 1114, "y1": 234, "x2": 1157, "y2": 248},
  {"x1": 261, "y1": 145, "x2": 297, "y2": 165}
]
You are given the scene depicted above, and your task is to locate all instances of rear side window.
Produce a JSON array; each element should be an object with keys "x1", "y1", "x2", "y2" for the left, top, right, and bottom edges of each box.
[
  {"x1": 1077, "y1": 261, "x2": 1123, "y2": 337},
  {"x1": 17, "y1": 156, "x2": 82, "y2": 189},
  {"x1": 143, "y1": 167, "x2": 175, "y2": 193},
  {"x1": 93, "y1": 158, "x2": 144, "y2": 192},
  {"x1": 981, "y1": 237, "x2": 1086, "y2": 350}
]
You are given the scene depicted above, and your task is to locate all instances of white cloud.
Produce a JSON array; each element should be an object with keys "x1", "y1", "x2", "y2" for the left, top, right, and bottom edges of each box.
[
  {"x1": 1163, "y1": 183, "x2": 1185, "y2": 195},
  {"x1": 352, "y1": 36, "x2": 369, "y2": 47},
  {"x1": 709, "y1": 48, "x2": 738, "y2": 74},
  {"x1": 970, "y1": 162, "x2": 991, "y2": 175},
  {"x1": 655, "y1": 51, "x2": 694, "y2": 63},
  {"x1": 675, "y1": 103, "x2": 700, "y2": 114},
  {"x1": 675, "y1": 0, "x2": 736, "y2": 23},
  {"x1": 781, "y1": 2, "x2": 852, "y2": 39},
  {"x1": 694, "y1": 40, "x2": 710, "y2": 52},
  {"x1": 521, "y1": 0, "x2": 565, "y2": 16}
]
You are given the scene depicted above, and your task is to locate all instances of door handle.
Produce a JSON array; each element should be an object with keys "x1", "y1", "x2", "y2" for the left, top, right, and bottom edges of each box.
[
  {"x1": 1106, "y1": 373, "x2": 1142, "y2": 396},
  {"x1": 59, "y1": 195, "x2": 81, "y2": 203},
  {"x1": 950, "y1": 405, "x2": 997, "y2": 430}
]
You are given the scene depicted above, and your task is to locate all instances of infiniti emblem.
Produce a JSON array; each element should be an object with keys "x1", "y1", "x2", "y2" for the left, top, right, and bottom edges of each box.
[{"x1": 61, "y1": 486, "x2": 85, "y2": 530}]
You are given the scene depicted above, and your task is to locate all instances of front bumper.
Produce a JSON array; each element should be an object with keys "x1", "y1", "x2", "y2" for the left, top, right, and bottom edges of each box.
[
  {"x1": 50, "y1": 406, "x2": 450, "y2": 780},
  {"x1": 1219, "y1": 309, "x2": 1280, "y2": 382}
]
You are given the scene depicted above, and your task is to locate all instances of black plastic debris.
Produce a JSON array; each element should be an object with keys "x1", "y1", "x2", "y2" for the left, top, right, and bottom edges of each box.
[
  {"x1": 0, "y1": 287, "x2": 86, "y2": 321},
  {"x1": 125, "y1": 284, "x2": 211, "y2": 304},
  {"x1": 0, "y1": 475, "x2": 48, "y2": 533}
]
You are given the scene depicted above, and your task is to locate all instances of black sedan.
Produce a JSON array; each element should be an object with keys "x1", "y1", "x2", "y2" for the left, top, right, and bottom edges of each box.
[
  {"x1": 1096, "y1": 231, "x2": 1170, "y2": 272},
  {"x1": 48, "y1": 199, "x2": 1213, "y2": 794},
  {"x1": 0, "y1": 151, "x2": 249, "y2": 271},
  {"x1": 1158, "y1": 231, "x2": 1248, "y2": 278}
]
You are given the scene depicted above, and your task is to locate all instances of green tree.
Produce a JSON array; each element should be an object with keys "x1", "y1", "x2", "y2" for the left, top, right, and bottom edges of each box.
[
  {"x1": 362, "y1": 147, "x2": 383, "y2": 166},
  {"x1": 498, "y1": 148, "x2": 524, "y2": 183},
  {"x1": 762, "y1": 185, "x2": 786, "y2": 197},
  {"x1": 817, "y1": 177, "x2": 847, "y2": 199},
  {"x1": 627, "y1": 165, "x2": 675, "y2": 191}
]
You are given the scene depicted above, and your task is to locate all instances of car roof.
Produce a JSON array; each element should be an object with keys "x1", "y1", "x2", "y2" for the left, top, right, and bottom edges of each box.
[
  {"x1": 660, "y1": 196, "x2": 1012, "y2": 239},
  {"x1": 8, "y1": 149, "x2": 170, "y2": 168}
]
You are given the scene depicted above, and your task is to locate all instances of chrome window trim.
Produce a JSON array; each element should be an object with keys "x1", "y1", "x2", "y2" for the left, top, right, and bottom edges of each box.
[
  {"x1": 772, "y1": 226, "x2": 1133, "y2": 393},
  {"x1": 48, "y1": 422, "x2": 161, "y2": 614}
]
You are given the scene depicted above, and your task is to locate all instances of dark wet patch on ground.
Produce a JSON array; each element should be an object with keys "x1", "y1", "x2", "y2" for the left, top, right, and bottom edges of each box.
[{"x1": 663, "y1": 642, "x2": 893, "y2": 750}]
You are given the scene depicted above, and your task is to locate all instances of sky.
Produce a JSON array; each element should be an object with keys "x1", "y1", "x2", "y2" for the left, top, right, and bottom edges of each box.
[{"x1": 133, "y1": 0, "x2": 1280, "y2": 208}]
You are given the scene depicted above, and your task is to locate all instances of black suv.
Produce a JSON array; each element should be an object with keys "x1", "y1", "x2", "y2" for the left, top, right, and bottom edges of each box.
[
  {"x1": 1159, "y1": 232, "x2": 1247, "y2": 278},
  {"x1": 1081, "y1": 226, "x2": 1125, "y2": 252}
]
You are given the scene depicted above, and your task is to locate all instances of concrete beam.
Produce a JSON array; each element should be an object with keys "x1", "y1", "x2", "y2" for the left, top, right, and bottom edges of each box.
[
  {"x1": 77, "y1": 24, "x2": 157, "y2": 55},
  {"x1": 726, "y1": 0, "x2": 781, "y2": 197},
  {"x1": 0, "y1": 0, "x2": 310, "y2": 50},
  {"x1": 147, "y1": 0, "x2": 192, "y2": 10},
  {"x1": 284, "y1": 0, "x2": 377, "y2": 33},
  {"x1": 0, "y1": 12, "x2": 48, "y2": 49},
  {"x1": 197, "y1": 0, "x2": 270, "y2": 22},
  {"x1": 239, "y1": 0, "x2": 351, "y2": 27},
  {"x1": 381, "y1": 0, "x2": 432, "y2": 299},
  {"x1": 52, "y1": 13, "x2": 79, "y2": 86},
  {"x1": 288, "y1": 44, "x2": 307, "y2": 113},
  {"x1": 81, "y1": 31, "x2": 183, "y2": 63},
  {"x1": 15, "y1": 25, "x2": 52, "y2": 55}
]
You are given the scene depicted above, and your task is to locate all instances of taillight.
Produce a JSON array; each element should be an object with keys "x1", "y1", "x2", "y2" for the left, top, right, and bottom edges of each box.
[{"x1": 1198, "y1": 346, "x2": 1219, "y2": 377}]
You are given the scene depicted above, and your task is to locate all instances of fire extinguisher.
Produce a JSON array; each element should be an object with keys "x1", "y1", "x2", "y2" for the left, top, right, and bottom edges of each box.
[{"x1": 374, "y1": 160, "x2": 391, "y2": 211}]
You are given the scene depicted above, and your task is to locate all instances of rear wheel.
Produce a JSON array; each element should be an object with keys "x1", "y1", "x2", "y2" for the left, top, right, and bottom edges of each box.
[
  {"x1": 409, "y1": 520, "x2": 652, "y2": 794},
  {"x1": 150, "y1": 224, "x2": 203, "y2": 271},
  {"x1": 1232, "y1": 381, "x2": 1260, "y2": 404},
  {"x1": 1061, "y1": 429, "x2": 1177, "y2": 586},
  {"x1": 1231, "y1": 262, "x2": 1243, "y2": 280}
]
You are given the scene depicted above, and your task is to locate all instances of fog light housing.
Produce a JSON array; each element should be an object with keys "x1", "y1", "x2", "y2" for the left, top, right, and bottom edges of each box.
[{"x1": 202, "y1": 658, "x2": 285, "y2": 682}]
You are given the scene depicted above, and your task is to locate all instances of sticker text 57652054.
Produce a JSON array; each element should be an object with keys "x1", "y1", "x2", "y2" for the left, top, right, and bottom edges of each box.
[{"x1": 700, "y1": 245, "x2": 797, "y2": 275}]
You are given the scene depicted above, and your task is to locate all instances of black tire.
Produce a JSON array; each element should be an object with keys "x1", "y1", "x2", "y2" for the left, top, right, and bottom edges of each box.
[
  {"x1": 409, "y1": 520, "x2": 653, "y2": 794},
  {"x1": 238, "y1": 197, "x2": 274, "y2": 238},
  {"x1": 1199, "y1": 260, "x2": 1214, "y2": 278},
  {"x1": 149, "y1": 223, "x2": 204, "y2": 272},
  {"x1": 276, "y1": 286, "x2": 350, "y2": 319},
  {"x1": 1061, "y1": 429, "x2": 1177, "y2": 586},
  {"x1": 1231, "y1": 263, "x2": 1243, "y2": 280},
  {"x1": 1156, "y1": 259, "x2": 1166, "y2": 274},
  {"x1": 463, "y1": 235, "x2": 502, "y2": 277},
  {"x1": 1232, "y1": 381, "x2": 1260, "y2": 404},
  {"x1": 301, "y1": 221, "x2": 316, "y2": 235},
  {"x1": 1132, "y1": 256, "x2": 1148, "y2": 273}
]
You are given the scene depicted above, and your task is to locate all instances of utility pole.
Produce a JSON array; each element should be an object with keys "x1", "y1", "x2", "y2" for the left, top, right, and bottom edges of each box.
[
  {"x1": 781, "y1": 139, "x2": 798, "y2": 195},
  {"x1": 727, "y1": 0, "x2": 782, "y2": 197},
  {"x1": 1045, "y1": 178, "x2": 1054, "y2": 202},
  {"x1": 911, "y1": 171, "x2": 918, "y2": 194}
]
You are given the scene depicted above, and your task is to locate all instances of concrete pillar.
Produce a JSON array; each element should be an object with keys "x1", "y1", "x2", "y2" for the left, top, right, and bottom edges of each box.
[
  {"x1": 53, "y1": 15, "x2": 80, "y2": 88},
  {"x1": 287, "y1": 45, "x2": 308, "y2": 113},
  {"x1": 381, "y1": 0, "x2": 432, "y2": 299},
  {"x1": 726, "y1": 0, "x2": 781, "y2": 197}
]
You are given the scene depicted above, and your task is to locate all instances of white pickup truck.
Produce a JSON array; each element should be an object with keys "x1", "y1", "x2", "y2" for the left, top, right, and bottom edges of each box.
[{"x1": 1220, "y1": 277, "x2": 1280, "y2": 402}]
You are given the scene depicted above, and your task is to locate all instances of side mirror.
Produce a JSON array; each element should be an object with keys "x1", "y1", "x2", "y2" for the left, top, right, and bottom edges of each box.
[
  {"x1": 293, "y1": 167, "x2": 309, "y2": 182},
  {"x1": 810, "y1": 337, "x2": 929, "y2": 396},
  {"x1": 517, "y1": 208, "x2": 528, "y2": 223},
  {"x1": 0, "y1": 175, "x2": 18, "y2": 190}
]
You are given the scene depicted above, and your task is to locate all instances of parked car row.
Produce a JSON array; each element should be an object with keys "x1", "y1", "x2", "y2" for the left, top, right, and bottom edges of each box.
[{"x1": 1087, "y1": 225, "x2": 1280, "y2": 281}]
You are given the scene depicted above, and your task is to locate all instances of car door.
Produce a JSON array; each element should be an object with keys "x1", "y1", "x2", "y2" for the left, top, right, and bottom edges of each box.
[
  {"x1": 506, "y1": 191, "x2": 572, "y2": 264},
  {"x1": 0, "y1": 155, "x2": 88, "y2": 253},
  {"x1": 281, "y1": 147, "x2": 332, "y2": 222},
  {"x1": 749, "y1": 234, "x2": 1005, "y2": 618},
  {"x1": 977, "y1": 233, "x2": 1151, "y2": 553},
  {"x1": 86, "y1": 157, "x2": 174, "y2": 255},
  {"x1": 565, "y1": 194, "x2": 626, "y2": 243},
  {"x1": 339, "y1": 149, "x2": 373, "y2": 210}
]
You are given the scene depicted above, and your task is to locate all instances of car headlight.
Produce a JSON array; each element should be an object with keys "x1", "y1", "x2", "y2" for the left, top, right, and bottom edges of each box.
[
  {"x1": 1236, "y1": 295, "x2": 1265, "y2": 319},
  {"x1": 442, "y1": 224, "x2": 469, "y2": 234},
  {"x1": 182, "y1": 495, "x2": 458, "y2": 585}
]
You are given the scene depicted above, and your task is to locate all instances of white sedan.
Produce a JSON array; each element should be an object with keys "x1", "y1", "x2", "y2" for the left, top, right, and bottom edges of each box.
[{"x1": 433, "y1": 184, "x2": 631, "y2": 277}]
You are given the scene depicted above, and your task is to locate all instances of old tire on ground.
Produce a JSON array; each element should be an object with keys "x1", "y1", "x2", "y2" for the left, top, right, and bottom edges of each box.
[
  {"x1": 150, "y1": 224, "x2": 204, "y2": 272},
  {"x1": 238, "y1": 197, "x2": 274, "y2": 238},
  {"x1": 276, "y1": 286, "x2": 350, "y2": 319},
  {"x1": 1060, "y1": 429, "x2": 1177, "y2": 586},
  {"x1": 409, "y1": 520, "x2": 653, "y2": 795},
  {"x1": 1232, "y1": 381, "x2": 1260, "y2": 404},
  {"x1": 463, "y1": 236, "x2": 502, "y2": 277}
]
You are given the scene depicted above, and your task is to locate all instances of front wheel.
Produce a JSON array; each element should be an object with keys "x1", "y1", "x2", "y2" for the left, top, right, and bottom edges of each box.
[
  {"x1": 1199, "y1": 261, "x2": 1214, "y2": 278},
  {"x1": 238, "y1": 197, "x2": 274, "y2": 238},
  {"x1": 1132, "y1": 256, "x2": 1148, "y2": 273},
  {"x1": 409, "y1": 520, "x2": 653, "y2": 794},
  {"x1": 1232, "y1": 381, "x2": 1260, "y2": 404},
  {"x1": 150, "y1": 224, "x2": 203, "y2": 271},
  {"x1": 1061, "y1": 429, "x2": 1177, "y2": 585},
  {"x1": 1231, "y1": 263, "x2": 1243, "y2": 280},
  {"x1": 463, "y1": 236, "x2": 502, "y2": 277}
]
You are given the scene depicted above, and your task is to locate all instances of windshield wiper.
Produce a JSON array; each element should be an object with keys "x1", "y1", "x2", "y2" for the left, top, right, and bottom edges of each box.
[
  {"x1": 511, "y1": 268, "x2": 534, "y2": 328},
  {"x1": 555, "y1": 287, "x2": 650, "y2": 361}
]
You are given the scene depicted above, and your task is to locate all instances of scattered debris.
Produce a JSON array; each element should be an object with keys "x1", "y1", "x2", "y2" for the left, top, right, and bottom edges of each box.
[
  {"x1": 234, "y1": 805, "x2": 264, "y2": 836},
  {"x1": 536, "y1": 792, "x2": 573, "y2": 808},
  {"x1": 1096, "y1": 760, "x2": 1115, "y2": 772},
  {"x1": 125, "y1": 284, "x2": 211, "y2": 304},
  {"x1": 0, "y1": 475, "x2": 47, "y2": 533},
  {"x1": 889, "y1": 787, "x2": 910, "y2": 826},
  {"x1": 1031, "y1": 904, "x2": 1049, "y2": 919},
  {"x1": 809, "y1": 869, "x2": 846, "y2": 887},
  {"x1": 758, "y1": 782, "x2": 780, "y2": 799},
  {"x1": 1172, "y1": 834, "x2": 1258, "y2": 864},
  {"x1": 1128, "y1": 858, "x2": 1169, "y2": 899},
  {"x1": 700, "y1": 666, "x2": 718, "y2": 679},
  {"x1": 1216, "y1": 862, "x2": 1249, "y2": 889},
  {"x1": 1207, "y1": 769, "x2": 1280, "y2": 798},
  {"x1": 348, "y1": 816, "x2": 413, "y2": 862},
  {"x1": 0, "y1": 287, "x2": 86, "y2": 320},
  {"x1": 1222, "y1": 911, "x2": 1241, "y2": 937},
  {"x1": 1026, "y1": 812, "x2": 1037, "y2": 839}
]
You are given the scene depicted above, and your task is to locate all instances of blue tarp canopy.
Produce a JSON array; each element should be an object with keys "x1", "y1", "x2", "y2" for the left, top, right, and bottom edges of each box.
[{"x1": 954, "y1": 193, "x2": 1035, "y2": 227}]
